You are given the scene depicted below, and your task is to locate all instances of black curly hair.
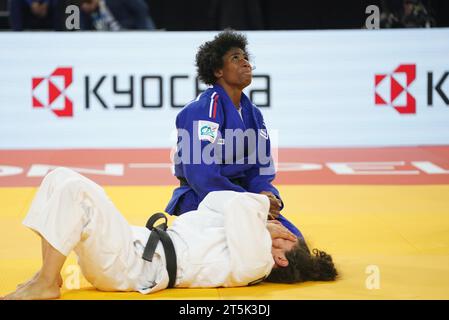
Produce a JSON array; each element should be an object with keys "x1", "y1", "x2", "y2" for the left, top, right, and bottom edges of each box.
[
  {"x1": 265, "y1": 238, "x2": 338, "y2": 284},
  {"x1": 195, "y1": 29, "x2": 249, "y2": 86}
]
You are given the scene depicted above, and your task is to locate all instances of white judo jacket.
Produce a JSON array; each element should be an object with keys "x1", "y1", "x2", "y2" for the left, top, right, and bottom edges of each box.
[
  {"x1": 22, "y1": 168, "x2": 274, "y2": 295},
  {"x1": 136, "y1": 190, "x2": 275, "y2": 293},
  {"x1": 157, "y1": 190, "x2": 274, "y2": 292}
]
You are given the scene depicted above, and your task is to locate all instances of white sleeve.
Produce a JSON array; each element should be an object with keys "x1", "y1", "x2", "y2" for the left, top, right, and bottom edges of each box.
[{"x1": 223, "y1": 192, "x2": 275, "y2": 286}]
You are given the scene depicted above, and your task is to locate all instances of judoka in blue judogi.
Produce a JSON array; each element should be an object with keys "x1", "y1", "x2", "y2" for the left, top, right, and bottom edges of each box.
[{"x1": 165, "y1": 84, "x2": 303, "y2": 238}]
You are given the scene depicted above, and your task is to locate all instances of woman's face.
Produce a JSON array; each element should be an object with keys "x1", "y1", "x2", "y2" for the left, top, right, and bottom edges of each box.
[{"x1": 215, "y1": 47, "x2": 252, "y2": 90}]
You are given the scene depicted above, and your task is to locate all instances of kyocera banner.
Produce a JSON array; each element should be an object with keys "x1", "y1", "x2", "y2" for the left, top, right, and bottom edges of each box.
[{"x1": 0, "y1": 29, "x2": 448, "y2": 149}]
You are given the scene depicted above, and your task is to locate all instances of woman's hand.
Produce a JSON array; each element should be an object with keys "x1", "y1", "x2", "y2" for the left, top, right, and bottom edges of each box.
[
  {"x1": 266, "y1": 220, "x2": 297, "y2": 242},
  {"x1": 260, "y1": 191, "x2": 282, "y2": 220}
]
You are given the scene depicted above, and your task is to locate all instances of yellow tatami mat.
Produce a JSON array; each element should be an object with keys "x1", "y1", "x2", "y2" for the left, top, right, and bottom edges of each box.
[{"x1": 1, "y1": 185, "x2": 449, "y2": 299}]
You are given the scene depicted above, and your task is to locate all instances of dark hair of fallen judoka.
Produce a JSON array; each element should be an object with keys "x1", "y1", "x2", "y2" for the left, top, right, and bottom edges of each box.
[
  {"x1": 265, "y1": 238, "x2": 338, "y2": 283},
  {"x1": 195, "y1": 29, "x2": 249, "y2": 86}
]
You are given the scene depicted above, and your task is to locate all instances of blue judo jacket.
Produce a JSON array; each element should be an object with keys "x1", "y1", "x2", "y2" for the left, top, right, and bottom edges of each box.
[{"x1": 165, "y1": 84, "x2": 303, "y2": 238}]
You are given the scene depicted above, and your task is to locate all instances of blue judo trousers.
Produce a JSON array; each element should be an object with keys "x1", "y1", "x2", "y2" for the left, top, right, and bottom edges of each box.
[{"x1": 165, "y1": 84, "x2": 303, "y2": 239}]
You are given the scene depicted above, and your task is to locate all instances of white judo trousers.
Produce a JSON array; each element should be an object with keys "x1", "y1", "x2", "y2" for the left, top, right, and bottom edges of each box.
[
  {"x1": 22, "y1": 167, "x2": 274, "y2": 294},
  {"x1": 22, "y1": 167, "x2": 162, "y2": 293}
]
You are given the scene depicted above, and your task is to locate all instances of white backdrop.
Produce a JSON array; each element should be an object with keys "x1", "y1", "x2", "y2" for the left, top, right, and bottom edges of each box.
[{"x1": 1, "y1": 29, "x2": 448, "y2": 149}]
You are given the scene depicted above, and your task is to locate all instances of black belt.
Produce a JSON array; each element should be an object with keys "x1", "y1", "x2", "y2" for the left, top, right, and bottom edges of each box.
[
  {"x1": 178, "y1": 176, "x2": 243, "y2": 187},
  {"x1": 142, "y1": 212, "x2": 177, "y2": 288}
]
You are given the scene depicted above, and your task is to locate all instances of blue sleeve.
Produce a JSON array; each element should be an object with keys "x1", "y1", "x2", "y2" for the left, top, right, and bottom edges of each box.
[
  {"x1": 241, "y1": 109, "x2": 284, "y2": 209},
  {"x1": 242, "y1": 158, "x2": 284, "y2": 210},
  {"x1": 243, "y1": 165, "x2": 280, "y2": 199},
  {"x1": 177, "y1": 99, "x2": 246, "y2": 201}
]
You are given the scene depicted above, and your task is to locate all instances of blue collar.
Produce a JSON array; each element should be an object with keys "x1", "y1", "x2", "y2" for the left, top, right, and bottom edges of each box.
[{"x1": 212, "y1": 84, "x2": 252, "y2": 112}]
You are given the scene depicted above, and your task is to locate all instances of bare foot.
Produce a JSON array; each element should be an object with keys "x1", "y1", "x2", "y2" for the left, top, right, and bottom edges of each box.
[
  {"x1": 17, "y1": 272, "x2": 63, "y2": 289},
  {"x1": 16, "y1": 271, "x2": 40, "y2": 289},
  {"x1": 3, "y1": 277, "x2": 61, "y2": 300}
]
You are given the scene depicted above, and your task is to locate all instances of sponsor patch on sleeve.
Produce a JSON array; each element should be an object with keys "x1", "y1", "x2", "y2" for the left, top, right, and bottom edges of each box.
[{"x1": 197, "y1": 120, "x2": 219, "y2": 143}]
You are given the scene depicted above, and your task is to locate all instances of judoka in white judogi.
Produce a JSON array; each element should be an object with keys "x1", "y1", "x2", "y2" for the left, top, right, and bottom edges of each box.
[{"x1": 21, "y1": 167, "x2": 274, "y2": 294}]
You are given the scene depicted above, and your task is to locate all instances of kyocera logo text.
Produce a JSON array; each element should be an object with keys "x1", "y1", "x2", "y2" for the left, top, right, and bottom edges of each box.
[
  {"x1": 32, "y1": 67, "x2": 73, "y2": 117},
  {"x1": 374, "y1": 64, "x2": 449, "y2": 115}
]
